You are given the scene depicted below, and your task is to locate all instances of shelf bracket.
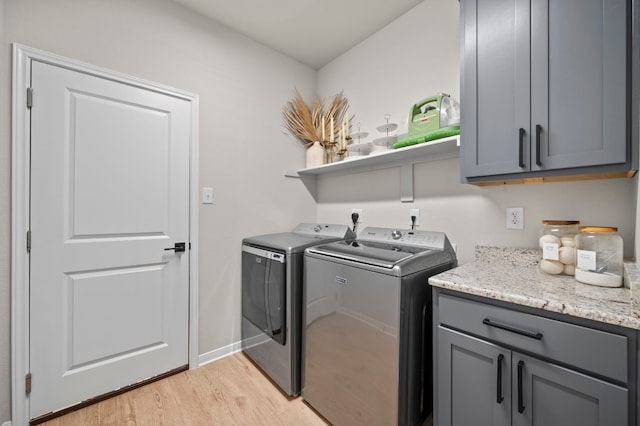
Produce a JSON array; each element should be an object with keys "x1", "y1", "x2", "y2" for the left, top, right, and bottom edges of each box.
[
  {"x1": 400, "y1": 163, "x2": 414, "y2": 203},
  {"x1": 283, "y1": 170, "x2": 300, "y2": 178}
]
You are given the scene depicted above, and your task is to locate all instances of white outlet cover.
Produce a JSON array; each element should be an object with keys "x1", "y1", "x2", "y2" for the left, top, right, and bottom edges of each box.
[{"x1": 506, "y1": 207, "x2": 524, "y2": 230}]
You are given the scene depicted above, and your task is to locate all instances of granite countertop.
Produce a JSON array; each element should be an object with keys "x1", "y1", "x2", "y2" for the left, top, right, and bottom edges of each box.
[{"x1": 428, "y1": 246, "x2": 640, "y2": 330}]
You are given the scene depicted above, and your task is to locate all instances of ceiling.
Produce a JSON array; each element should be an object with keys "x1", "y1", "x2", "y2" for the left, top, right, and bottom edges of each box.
[{"x1": 172, "y1": 0, "x2": 424, "y2": 69}]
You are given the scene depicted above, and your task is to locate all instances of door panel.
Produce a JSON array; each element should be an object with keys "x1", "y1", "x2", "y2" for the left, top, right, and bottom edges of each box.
[
  {"x1": 531, "y1": 0, "x2": 627, "y2": 170},
  {"x1": 302, "y1": 255, "x2": 400, "y2": 426},
  {"x1": 241, "y1": 246, "x2": 286, "y2": 344},
  {"x1": 67, "y1": 265, "x2": 165, "y2": 367},
  {"x1": 437, "y1": 327, "x2": 511, "y2": 426},
  {"x1": 70, "y1": 91, "x2": 169, "y2": 236},
  {"x1": 513, "y1": 353, "x2": 628, "y2": 426},
  {"x1": 29, "y1": 60, "x2": 191, "y2": 419},
  {"x1": 460, "y1": 0, "x2": 531, "y2": 177}
]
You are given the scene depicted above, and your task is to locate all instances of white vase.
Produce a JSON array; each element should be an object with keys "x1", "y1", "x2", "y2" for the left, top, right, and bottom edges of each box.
[{"x1": 305, "y1": 141, "x2": 325, "y2": 168}]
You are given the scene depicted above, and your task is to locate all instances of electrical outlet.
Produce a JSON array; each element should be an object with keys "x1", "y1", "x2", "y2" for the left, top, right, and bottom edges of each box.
[
  {"x1": 506, "y1": 207, "x2": 524, "y2": 230},
  {"x1": 351, "y1": 208, "x2": 363, "y2": 223},
  {"x1": 409, "y1": 208, "x2": 420, "y2": 227}
]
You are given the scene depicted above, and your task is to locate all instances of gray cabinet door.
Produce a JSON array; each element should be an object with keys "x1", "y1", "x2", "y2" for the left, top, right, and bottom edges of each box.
[
  {"x1": 461, "y1": 0, "x2": 629, "y2": 180},
  {"x1": 531, "y1": 0, "x2": 628, "y2": 171},
  {"x1": 512, "y1": 353, "x2": 628, "y2": 426},
  {"x1": 437, "y1": 327, "x2": 511, "y2": 426},
  {"x1": 460, "y1": 0, "x2": 531, "y2": 177}
]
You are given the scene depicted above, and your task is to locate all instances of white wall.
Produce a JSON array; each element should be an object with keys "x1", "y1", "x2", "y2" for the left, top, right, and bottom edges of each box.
[
  {"x1": 318, "y1": 0, "x2": 461, "y2": 142},
  {"x1": 0, "y1": 0, "x2": 317, "y2": 421},
  {"x1": 316, "y1": 0, "x2": 637, "y2": 265},
  {"x1": 316, "y1": 160, "x2": 636, "y2": 265}
]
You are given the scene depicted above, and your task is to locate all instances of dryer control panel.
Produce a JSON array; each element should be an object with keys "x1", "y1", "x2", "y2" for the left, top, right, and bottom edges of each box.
[{"x1": 293, "y1": 223, "x2": 355, "y2": 239}]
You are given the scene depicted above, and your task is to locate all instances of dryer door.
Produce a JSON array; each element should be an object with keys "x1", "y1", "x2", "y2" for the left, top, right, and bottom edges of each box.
[{"x1": 242, "y1": 245, "x2": 286, "y2": 344}]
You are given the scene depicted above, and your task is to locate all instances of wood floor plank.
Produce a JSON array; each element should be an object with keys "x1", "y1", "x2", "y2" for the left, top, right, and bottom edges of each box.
[
  {"x1": 36, "y1": 352, "x2": 435, "y2": 425},
  {"x1": 39, "y1": 353, "x2": 328, "y2": 426}
]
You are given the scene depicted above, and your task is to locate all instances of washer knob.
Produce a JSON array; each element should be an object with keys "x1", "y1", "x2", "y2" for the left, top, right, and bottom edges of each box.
[
  {"x1": 391, "y1": 230, "x2": 402, "y2": 240},
  {"x1": 314, "y1": 225, "x2": 322, "y2": 232}
]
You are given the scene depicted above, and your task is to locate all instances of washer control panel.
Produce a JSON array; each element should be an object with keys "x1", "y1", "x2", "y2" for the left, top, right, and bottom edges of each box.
[{"x1": 359, "y1": 227, "x2": 446, "y2": 249}]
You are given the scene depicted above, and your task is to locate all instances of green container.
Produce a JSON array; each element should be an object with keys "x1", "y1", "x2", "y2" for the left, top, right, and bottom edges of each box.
[
  {"x1": 408, "y1": 94, "x2": 446, "y2": 136},
  {"x1": 393, "y1": 93, "x2": 460, "y2": 149}
]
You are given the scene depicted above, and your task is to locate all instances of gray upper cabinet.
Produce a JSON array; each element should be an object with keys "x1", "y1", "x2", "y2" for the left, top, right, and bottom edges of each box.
[
  {"x1": 460, "y1": 0, "x2": 531, "y2": 178},
  {"x1": 460, "y1": 0, "x2": 634, "y2": 182}
]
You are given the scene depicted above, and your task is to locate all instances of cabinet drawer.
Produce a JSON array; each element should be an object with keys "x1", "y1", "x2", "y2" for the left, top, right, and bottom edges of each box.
[{"x1": 438, "y1": 294, "x2": 628, "y2": 383}]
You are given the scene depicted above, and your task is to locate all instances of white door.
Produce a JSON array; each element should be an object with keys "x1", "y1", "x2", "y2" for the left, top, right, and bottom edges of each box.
[{"x1": 29, "y1": 60, "x2": 191, "y2": 419}]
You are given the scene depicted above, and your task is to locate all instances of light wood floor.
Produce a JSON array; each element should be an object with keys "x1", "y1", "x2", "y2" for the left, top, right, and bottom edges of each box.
[{"x1": 40, "y1": 353, "x2": 328, "y2": 426}]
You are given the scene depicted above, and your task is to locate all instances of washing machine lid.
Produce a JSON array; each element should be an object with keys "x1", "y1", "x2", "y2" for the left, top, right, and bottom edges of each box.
[
  {"x1": 307, "y1": 240, "x2": 434, "y2": 270},
  {"x1": 306, "y1": 227, "x2": 454, "y2": 271}
]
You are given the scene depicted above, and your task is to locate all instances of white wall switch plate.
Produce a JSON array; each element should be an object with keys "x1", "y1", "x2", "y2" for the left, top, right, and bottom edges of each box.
[
  {"x1": 202, "y1": 187, "x2": 213, "y2": 204},
  {"x1": 506, "y1": 207, "x2": 524, "y2": 229}
]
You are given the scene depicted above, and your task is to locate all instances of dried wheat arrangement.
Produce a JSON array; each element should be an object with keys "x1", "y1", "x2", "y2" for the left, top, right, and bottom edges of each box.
[{"x1": 282, "y1": 88, "x2": 351, "y2": 147}]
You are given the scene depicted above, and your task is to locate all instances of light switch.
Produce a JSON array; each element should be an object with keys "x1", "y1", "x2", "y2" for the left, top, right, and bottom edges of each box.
[{"x1": 202, "y1": 187, "x2": 213, "y2": 204}]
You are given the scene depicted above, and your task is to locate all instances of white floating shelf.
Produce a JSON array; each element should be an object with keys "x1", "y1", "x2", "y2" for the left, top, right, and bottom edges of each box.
[{"x1": 294, "y1": 135, "x2": 460, "y2": 201}]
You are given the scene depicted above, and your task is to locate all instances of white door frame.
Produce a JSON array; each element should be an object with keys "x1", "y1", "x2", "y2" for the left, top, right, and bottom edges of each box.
[{"x1": 11, "y1": 44, "x2": 200, "y2": 425}]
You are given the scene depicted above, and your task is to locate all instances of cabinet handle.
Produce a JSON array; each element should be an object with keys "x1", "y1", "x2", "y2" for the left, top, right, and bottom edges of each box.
[
  {"x1": 482, "y1": 318, "x2": 543, "y2": 340},
  {"x1": 517, "y1": 360, "x2": 525, "y2": 413},
  {"x1": 535, "y1": 124, "x2": 542, "y2": 166},
  {"x1": 496, "y1": 354, "x2": 504, "y2": 403},
  {"x1": 518, "y1": 128, "x2": 526, "y2": 168}
]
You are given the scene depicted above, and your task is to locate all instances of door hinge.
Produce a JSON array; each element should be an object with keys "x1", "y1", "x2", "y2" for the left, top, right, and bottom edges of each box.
[
  {"x1": 25, "y1": 372, "x2": 32, "y2": 395},
  {"x1": 26, "y1": 230, "x2": 31, "y2": 253},
  {"x1": 26, "y1": 87, "x2": 33, "y2": 109}
]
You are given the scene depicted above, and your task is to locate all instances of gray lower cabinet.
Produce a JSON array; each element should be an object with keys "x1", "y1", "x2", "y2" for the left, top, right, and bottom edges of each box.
[
  {"x1": 513, "y1": 353, "x2": 627, "y2": 426},
  {"x1": 434, "y1": 292, "x2": 632, "y2": 426},
  {"x1": 460, "y1": 0, "x2": 635, "y2": 182},
  {"x1": 438, "y1": 327, "x2": 510, "y2": 426},
  {"x1": 438, "y1": 327, "x2": 627, "y2": 426}
]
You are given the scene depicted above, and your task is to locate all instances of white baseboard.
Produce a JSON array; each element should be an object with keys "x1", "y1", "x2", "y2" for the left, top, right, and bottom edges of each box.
[
  {"x1": 197, "y1": 335, "x2": 269, "y2": 367},
  {"x1": 198, "y1": 340, "x2": 242, "y2": 367}
]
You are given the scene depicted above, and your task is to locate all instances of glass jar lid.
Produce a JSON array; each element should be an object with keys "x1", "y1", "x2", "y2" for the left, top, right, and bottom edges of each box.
[
  {"x1": 542, "y1": 220, "x2": 580, "y2": 225},
  {"x1": 579, "y1": 226, "x2": 618, "y2": 233}
]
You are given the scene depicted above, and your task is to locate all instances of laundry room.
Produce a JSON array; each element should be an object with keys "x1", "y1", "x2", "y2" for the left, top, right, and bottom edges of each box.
[{"x1": 1, "y1": 0, "x2": 639, "y2": 425}]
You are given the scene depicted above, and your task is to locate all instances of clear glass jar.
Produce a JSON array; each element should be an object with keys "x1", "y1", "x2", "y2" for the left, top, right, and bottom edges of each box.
[
  {"x1": 575, "y1": 226, "x2": 623, "y2": 287},
  {"x1": 539, "y1": 220, "x2": 580, "y2": 275}
]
